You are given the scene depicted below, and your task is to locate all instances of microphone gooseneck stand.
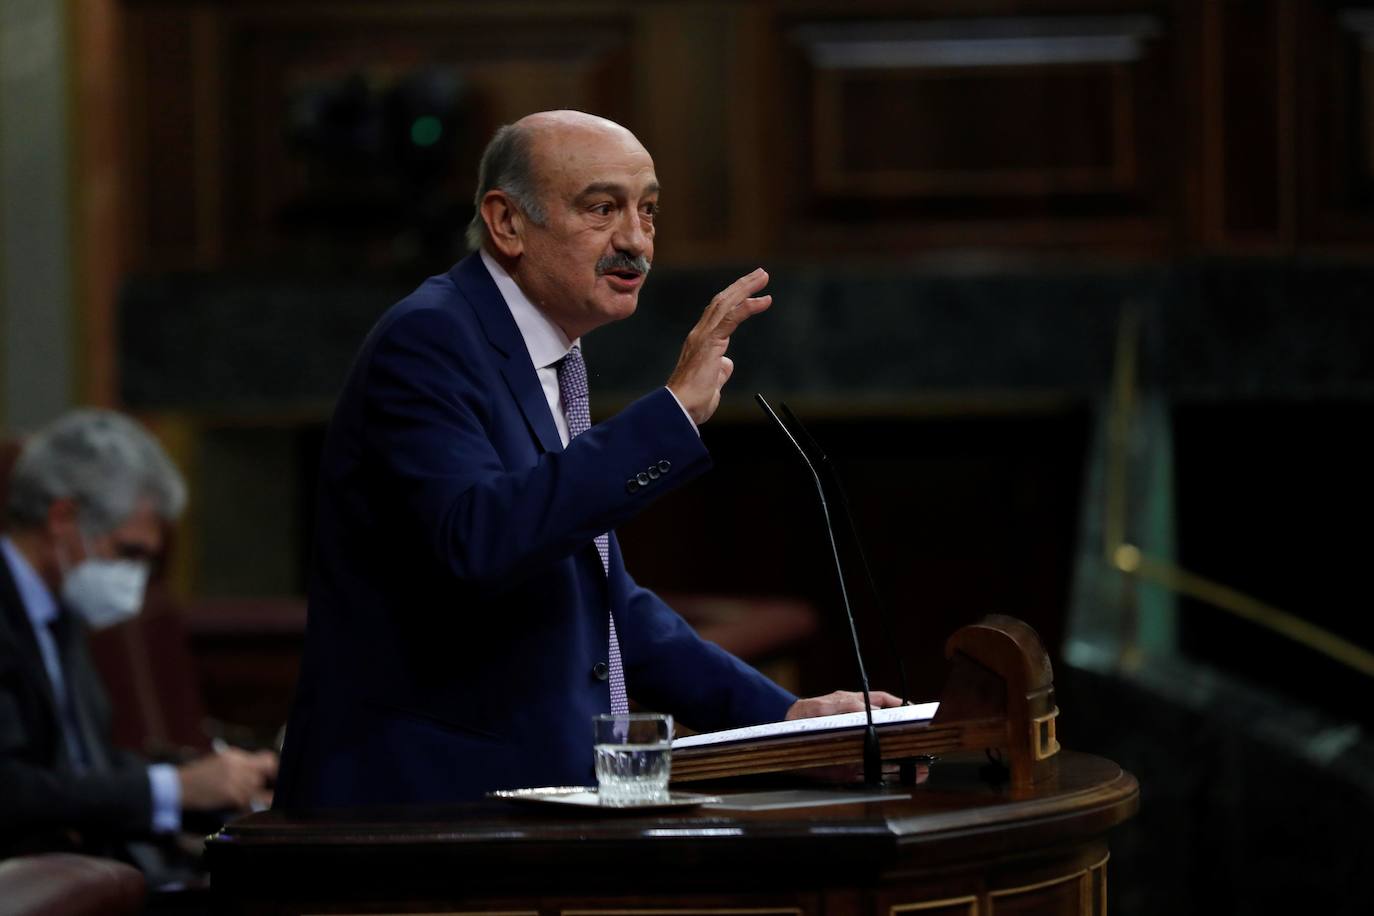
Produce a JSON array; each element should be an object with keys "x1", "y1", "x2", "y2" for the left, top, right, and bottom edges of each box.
[
  {"x1": 755, "y1": 393, "x2": 883, "y2": 786},
  {"x1": 776, "y1": 401, "x2": 913, "y2": 710}
]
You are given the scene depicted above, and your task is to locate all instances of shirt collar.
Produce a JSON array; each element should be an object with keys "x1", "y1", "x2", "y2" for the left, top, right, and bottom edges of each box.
[
  {"x1": 480, "y1": 248, "x2": 579, "y2": 370},
  {"x1": 1, "y1": 536, "x2": 59, "y2": 630}
]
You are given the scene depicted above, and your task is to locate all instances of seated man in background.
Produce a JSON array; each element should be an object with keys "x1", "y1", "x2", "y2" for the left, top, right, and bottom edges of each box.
[{"x1": 0, "y1": 409, "x2": 277, "y2": 881}]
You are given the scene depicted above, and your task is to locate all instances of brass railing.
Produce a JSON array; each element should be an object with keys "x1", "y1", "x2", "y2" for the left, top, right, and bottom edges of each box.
[{"x1": 1103, "y1": 305, "x2": 1374, "y2": 680}]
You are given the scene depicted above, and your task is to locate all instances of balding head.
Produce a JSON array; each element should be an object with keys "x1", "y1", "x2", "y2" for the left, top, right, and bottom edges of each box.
[
  {"x1": 516, "y1": 110, "x2": 642, "y2": 153},
  {"x1": 465, "y1": 111, "x2": 645, "y2": 252}
]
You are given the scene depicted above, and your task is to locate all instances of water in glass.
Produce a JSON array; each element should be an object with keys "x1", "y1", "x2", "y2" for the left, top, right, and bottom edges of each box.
[
  {"x1": 594, "y1": 742, "x2": 671, "y2": 805},
  {"x1": 592, "y1": 713, "x2": 672, "y2": 806}
]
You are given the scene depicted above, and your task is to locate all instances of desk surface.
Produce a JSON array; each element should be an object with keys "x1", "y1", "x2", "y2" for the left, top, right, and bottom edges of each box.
[{"x1": 209, "y1": 750, "x2": 1137, "y2": 901}]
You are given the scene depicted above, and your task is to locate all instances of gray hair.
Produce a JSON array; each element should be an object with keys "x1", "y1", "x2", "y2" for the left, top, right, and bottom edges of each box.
[
  {"x1": 464, "y1": 122, "x2": 548, "y2": 251},
  {"x1": 6, "y1": 409, "x2": 187, "y2": 536}
]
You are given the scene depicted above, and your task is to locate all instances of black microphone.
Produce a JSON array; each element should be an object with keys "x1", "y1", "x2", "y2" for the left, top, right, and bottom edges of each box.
[
  {"x1": 755, "y1": 393, "x2": 883, "y2": 786},
  {"x1": 777, "y1": 402, "x2": 913, "y2": 709}
]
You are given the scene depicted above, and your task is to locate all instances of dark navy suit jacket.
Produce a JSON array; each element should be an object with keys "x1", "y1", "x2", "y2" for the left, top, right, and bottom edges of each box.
[
  {"x1": 0, "y1": 550, "x2": 155, "y2": 857},
  {"x1": 274, "y1": 254, "x2": 795, "y2": 807}
]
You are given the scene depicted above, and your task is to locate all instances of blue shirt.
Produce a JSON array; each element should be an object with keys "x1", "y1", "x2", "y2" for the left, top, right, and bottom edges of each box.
[{"x1": 0, "y1": 536, "x2": 181, "y2": 833}]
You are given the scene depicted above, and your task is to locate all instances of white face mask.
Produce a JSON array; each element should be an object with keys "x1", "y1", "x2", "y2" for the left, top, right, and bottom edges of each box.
[{"x1": 59, "y1": 537, "x2": 151, "y2": 630}]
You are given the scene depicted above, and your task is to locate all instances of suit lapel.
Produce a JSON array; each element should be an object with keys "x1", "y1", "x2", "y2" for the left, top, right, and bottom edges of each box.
[
  {"x1": 0, "y1": 548, "x2": 75, "y2": 767},
  {"x1": 0, "y1": 550, "x2": 61, "y2": 721},
  {"x1": 449, "y1": 255, "x2": 611, "y2": 585},
  {"x1": 50, "y1": 612, "x2": 109, "y2": 772},
  {"x1": 449, "y1": 254, "x2": 564, "y2": 455}
]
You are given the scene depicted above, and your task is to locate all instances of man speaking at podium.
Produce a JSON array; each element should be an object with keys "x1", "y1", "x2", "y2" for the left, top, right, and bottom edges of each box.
[{"x1": 275, "y1": 111, "x2": 900, "y2": 807}]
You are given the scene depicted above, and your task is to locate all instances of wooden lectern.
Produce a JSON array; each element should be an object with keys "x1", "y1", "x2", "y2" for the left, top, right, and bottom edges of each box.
[
  {"x1": 207, "y1": 617, "x2": 1137, "y2": 915},
  {"x1": 673, "y1": 614, "x2": 1061, "y2": 790}
]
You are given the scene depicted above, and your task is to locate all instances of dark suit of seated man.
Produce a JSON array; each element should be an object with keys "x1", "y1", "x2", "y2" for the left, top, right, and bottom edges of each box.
[
  {"x1": 0, "y1": 410, "x2": 277, "y2": 881},
  {"x1": 274, "y1": 111, "x2": 901, "y2": 808}
]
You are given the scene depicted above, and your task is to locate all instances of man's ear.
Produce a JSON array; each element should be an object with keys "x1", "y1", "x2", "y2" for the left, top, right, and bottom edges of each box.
[
  {"x1": 45, "y1": 498, "x2": 79, "y2": 538},
  {"x1": 44, "y1": 498, "x2": 83, "y2": 566},
  {"x1": 481, "y1": 191, "x2": 525, "y2": 259}
]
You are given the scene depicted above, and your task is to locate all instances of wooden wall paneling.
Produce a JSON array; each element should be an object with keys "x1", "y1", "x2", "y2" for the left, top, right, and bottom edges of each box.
[
  {"x1": 1196, "y1": 0, "x2": 1227, "y2": 250},
  {"x1": 130, "y1": 7, "x2": 202, "y2": 265},
  {"x1": 121, "y1": 3, "x2": 150, "y2": 273},
  {"x1": 1216, "y1": 0, "x2": 1284, "y2": 248},
  {"x1": 102, "y1": 1, "x2": 1374, "y2": 283},
  {"x1": 782, "y1": 12, "x2": 1173, "y2": 254},
  {"x1": 727, "y1": 4, "x2": 784, "y2": 262},
  {"x1": 1295, "y1": 2, "x2": 1331, "y2": 245},
  {"x1": 1176, "y1": 0, "x2": 1207, "y2": 253},
  {"x1": 215, "y1": 5, "x2": 633, "y2": 269},
  {"x1": 632, "y1": 3, "x2": 736, "y2": 263},
  {"x1": 772, "y1": 0, "x2": 1168, "y2": 17},
  {"x1": 1194, "y1": 0, "x2": 1306, "y2": 253},
  {"x1": 809, "y1": 63, "x2": 1134, "y2": 197},
  {"x1": 140, "y1": 412, "x2": 201, "y2": 599},
  {"x1": 1335, "y1": 6, "x2": 1371, "y2": 241},
  {"x1": 985, "y1": 874, "x2": 1085, "y2": 915},
  {"x1": 1297, "y1": 3, "x2": 1374, "y2": 248},
  {"x1": 72, "y1": 0, "x2": 128, "y2": 406},
  {"x1": 869, "y1": 841, "x2": 1111, "y2": 916},
  {"x1": 1276, "y1": 0, "x2": 1297, "y2": 251},
  {"x1": 767, "y1": 2, "x2": 818, "y2": 260},
  {"x1": 796, "y1": 16, "x2": 1159, "y2": 199},
  {"x1": 889, "y1": 900, "x2": 977, "y2": 916},
  {"x1": 192, "y1": 5, "x2": 226, "y2": 266}
]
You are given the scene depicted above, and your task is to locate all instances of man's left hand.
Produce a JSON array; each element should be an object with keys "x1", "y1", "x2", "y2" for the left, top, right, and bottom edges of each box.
[{"x1": 785, "y1": 690, "x2": 905, "y2": 720}]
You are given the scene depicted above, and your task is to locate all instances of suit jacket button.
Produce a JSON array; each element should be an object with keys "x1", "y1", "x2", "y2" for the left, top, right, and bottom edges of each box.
[
  {"x1": 647, "y1": 466, "x2": 661, "y2": 480},
  {"x1": 636, "y1": 471, "x2": 651, "y2": 486},
  {"x1": 592, "y1": 662, "x2": 610, "y2": 681},
  {"x1": 626, "y1": 479, "x2": 639, "y2": 494},
  {"x1": 658, "y1": 460, "x2": 672, "y2": 473}
]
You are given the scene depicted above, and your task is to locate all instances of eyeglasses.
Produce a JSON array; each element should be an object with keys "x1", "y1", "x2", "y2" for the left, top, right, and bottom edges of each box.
[{"x1": 107, "y1": 540, "x2": 159, "y2": 565}]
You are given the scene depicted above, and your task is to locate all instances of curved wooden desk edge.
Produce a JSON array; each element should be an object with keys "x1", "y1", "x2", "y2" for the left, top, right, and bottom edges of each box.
[
  {"x1": 209, "y1": 751, "x2": 1138, "y2": 909},
  {"x1": 882, "y1": 751, "x2": 1138, "y2": 868}
]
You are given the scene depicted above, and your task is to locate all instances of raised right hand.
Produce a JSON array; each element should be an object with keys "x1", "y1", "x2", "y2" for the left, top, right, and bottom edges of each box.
[{"x1": 666, "y1": 268, "x2": 772, "y2": 426}]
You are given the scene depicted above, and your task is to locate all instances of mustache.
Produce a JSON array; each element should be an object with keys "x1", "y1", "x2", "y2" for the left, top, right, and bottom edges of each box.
[{"x1": 595, "y1": 252, "x2": 652, "y2": 276}]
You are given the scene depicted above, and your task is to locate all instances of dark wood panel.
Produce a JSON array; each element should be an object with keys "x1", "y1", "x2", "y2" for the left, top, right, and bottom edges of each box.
[
  {"x1": 222, "y1": 12, "x2": 632, "y2": 269},
  {"x1": 888, "y1": 900, "x2": 976, "y2": 916},
  {"x1": 207, "y1": 752, "x2": 1136, "y2": 907},
  {"x1": 986, "y1": 872, "x2": 1086, "y2": 916},
  {"x1": 818, "y1": 65, "x2": 1131, "y2": 196},
  {"x1": 633, "y1": 6, "x2": 736, "y2": 253},
  {"x1": 126, "y1": 7, "x2": 200, "y2": 261},
  {"x1": 807, "y1": 51, "x2": 1146, "y2": 198},
  {"x1": 782, "y1": 13, "x2": 1176, "y2": 250},
  {"x1": 1297, "y1": 3, "x2": 1374, "y2": 247},
  {"x1": 1217, "y1": 1, "x2": 1283, "y2": 244},
  {"x1": 106, "y1": 0, "x2": 1374, "y2": 283},
  {"x1": 123, "y1": 3, "x2": 637, "y2": 271}
]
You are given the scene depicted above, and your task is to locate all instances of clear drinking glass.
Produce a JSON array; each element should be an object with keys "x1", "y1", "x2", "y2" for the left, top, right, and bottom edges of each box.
[{"x1": 592, "y1": 713, "x2": 673, "y2": 806}]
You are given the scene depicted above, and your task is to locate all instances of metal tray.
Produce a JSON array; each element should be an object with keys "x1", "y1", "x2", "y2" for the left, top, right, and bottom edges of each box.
[{"x1": 487, "y1": 786, "x2": 721, "y2": 811}]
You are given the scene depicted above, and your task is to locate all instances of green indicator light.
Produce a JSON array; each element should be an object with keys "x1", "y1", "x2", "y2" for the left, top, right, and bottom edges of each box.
[{"x1": 411, "y1": 116, "x2": 443, "y2": 147}]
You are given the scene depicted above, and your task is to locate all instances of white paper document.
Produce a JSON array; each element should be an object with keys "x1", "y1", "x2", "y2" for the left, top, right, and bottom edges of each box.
[{"x1": 672, "y1": 701, "x2": 939, "y2": 750}]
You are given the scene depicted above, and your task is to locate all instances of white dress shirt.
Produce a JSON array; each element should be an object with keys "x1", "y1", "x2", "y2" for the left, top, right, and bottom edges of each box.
[{"x1": 479, "y1": 249, "x2": 697, "y2": 442}]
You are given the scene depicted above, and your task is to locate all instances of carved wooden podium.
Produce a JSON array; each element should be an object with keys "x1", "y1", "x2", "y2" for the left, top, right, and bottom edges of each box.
[
  {"x1": 673, "y1": 614, "x2": 1061, "y2": 789},
  {"x1": 207, "y1": 617, "x2": 1137, "y2": 916}
]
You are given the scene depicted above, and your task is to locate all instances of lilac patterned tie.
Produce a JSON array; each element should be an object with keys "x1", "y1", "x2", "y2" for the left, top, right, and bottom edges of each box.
[{"x1": 557, "y1": 345, "x2": 630, "y2": 715}]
